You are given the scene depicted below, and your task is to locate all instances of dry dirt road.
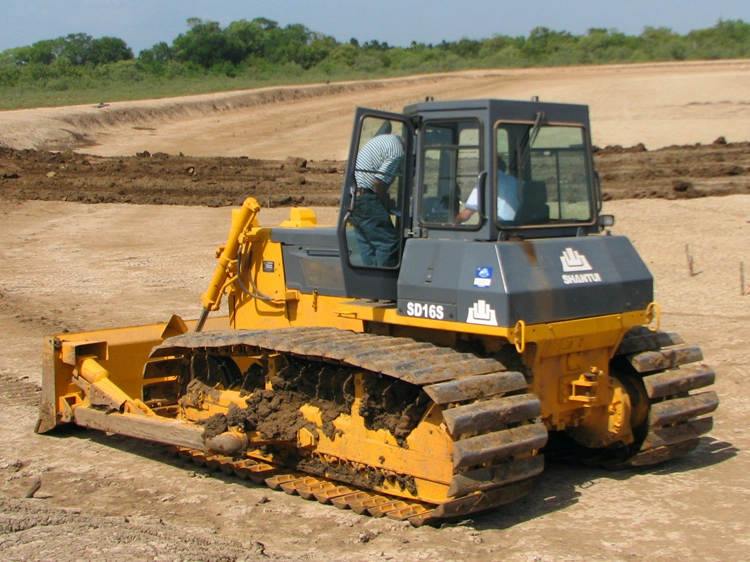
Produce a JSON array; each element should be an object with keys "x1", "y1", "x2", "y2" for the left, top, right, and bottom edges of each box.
[
  {"x1": 0, "y1": 60, "x2": 749, "y2": 160},
  {"x1": 0, "y1": 61, "x2": 749, "y2": 561}
]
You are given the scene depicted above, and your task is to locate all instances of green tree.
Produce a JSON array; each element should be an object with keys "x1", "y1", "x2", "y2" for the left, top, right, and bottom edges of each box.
[
  {"x1": 172, "y1": 19, "x2": 243, "y2": 68},
  {"x1": 522, "y1": 27, "x2": 575, "y2": 62},
  {"x1": 640, "y1": 26, "x2": 686, "y2": 60},
  {"x1": 451, "y1": 38, "x2": 482, "y2": 58},
  {"x1": 687, "y1": 19, "x2": 750, "y2": 58},
  {"x1": 138, "y1": 42, "x2": 172, "y2": 65},
  {"x1": 59, "y1": 33, "x2": 95, "y2": 65},
  {"x1": 2, "y1": 16, "x2": 750, "y2": 109},
  {"x1": 225, "y1": 19, "x2": 270, "y2": 59},
  {"x1": 90, "y1": 37, "x2": 133, "y2": 65}
]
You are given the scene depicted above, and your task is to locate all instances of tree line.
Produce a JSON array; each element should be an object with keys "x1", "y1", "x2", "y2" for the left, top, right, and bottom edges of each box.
[{"x1": 1, "y1": 17, "x2": 748, "y2": 93}]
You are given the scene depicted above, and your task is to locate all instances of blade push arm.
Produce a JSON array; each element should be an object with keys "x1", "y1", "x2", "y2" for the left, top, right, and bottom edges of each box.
[{"x1": 196, "y1": 197, "x2": 261, "y2": 332}]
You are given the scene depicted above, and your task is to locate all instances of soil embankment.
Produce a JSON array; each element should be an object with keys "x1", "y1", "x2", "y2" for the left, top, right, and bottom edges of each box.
[{"x1": 2, "y1": 140, "x2": 749, "y2": 207}]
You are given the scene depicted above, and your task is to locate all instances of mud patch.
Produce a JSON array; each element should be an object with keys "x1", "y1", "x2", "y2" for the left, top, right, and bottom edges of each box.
[
  {"x1": 297, "y1": 455, "x2": 418, "y2": 496},
  {"x1": 200, "y1": 411, "x2": 229, "y2": 442},
  {"x1": 187, "y1": 350, "x2": 432, "y2": 454},
  {"x1": 359, "y1": 375, "x2": 430, "y2": 446},
  {"x1": 267, "y1": 359, "x2": 355, "y2": 439},
  {"x1": 2, "y1": 142, "x2": 750, "y2": 209},
  {"x1": 595, "y1": 141, "x2": 750, "y2": 200},
  {"x1": 239, "y1": 363, "x2": 264, "y2": 395},
  {"x1": 0, "y1": 146, "x2": 343, "y2": 208},
  {"x1": 197, "y1": 358, "x2": 356, "y2": 443},
  {"x1": 241, "y1": 388, "x2": 313, "y2": 441}
]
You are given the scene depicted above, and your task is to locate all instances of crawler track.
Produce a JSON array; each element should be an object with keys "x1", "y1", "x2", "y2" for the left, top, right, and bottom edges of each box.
[
  {"x1": 150, "y1": 326, "x2": 548, "y2": 525},
  {"x1": 167, "y1": 445, "x2": 533, "y2": 526},
  {"x1": 612, "y1": 327, "x2": 719, "y2": 468},
  {"x1": 556, "y1": 327, "x2": 719, "y2": 469},
  {"x1": 532, "y1": 327, "x2": 718, "y2": 470}
]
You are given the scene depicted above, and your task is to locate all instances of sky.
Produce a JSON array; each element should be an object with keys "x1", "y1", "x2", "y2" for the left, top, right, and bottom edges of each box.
[{"x1": 1, "y1": 0, "x2": 748, "y2": 55}]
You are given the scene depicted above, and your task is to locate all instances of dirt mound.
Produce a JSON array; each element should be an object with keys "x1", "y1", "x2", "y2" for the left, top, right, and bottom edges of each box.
[
  {"x1": 0, "y1": 147, "x2": 343, "y2": 207},
  {"x1": 596, "y1": 141, "x2": 750, "y2": 200},
  {"x1": 0, "y1": 76, "x2": 451, "y2": 154},
  {"x1": 4, "y1": 60, "x2": 750, "y2": 161},
  {"x1": 1, "y1": 142, "x2": 748, "y2": 207}
]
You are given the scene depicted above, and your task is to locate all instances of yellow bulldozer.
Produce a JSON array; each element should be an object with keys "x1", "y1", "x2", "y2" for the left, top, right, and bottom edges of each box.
[{"x1": 36, "y1": 99, "x2": 718, "y2": 525}]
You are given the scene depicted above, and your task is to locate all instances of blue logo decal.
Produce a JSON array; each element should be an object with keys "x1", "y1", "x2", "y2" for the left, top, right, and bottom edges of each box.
[{"x1": 474, "y1": 266, "x2": 493, "y2": 288}]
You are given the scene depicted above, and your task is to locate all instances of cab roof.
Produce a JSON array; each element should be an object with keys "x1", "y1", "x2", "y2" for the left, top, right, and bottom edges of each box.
[{"x1": 402, "y1": 98, "x2": 590, "y2": 127}]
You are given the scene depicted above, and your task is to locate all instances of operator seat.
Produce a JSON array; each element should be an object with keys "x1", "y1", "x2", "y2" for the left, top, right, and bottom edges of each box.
[{"x1": 514, "y1": 180, "x2": 549, "y2": 225}]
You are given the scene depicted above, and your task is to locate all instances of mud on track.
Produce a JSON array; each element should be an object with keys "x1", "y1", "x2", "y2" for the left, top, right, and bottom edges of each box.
[{"x1": 1, "y1": 140, "x2": 749, "y2": 208}]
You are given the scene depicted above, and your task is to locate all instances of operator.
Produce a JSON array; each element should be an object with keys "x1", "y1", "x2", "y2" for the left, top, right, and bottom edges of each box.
[
  {"x1": 350, "y1": 123, "x2": 404, "y2": 267},
  {"x1": 455, "y1": 156, "x2": 520, "y2": 223}
]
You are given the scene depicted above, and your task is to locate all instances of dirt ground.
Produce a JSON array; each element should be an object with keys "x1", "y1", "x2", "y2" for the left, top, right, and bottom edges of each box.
[
  {"x1": 1, "y1": 140, "x2": 749, "y2": 208},
  {"x1": 1, "y1": 61, "x2": 749, "y2": 561}
]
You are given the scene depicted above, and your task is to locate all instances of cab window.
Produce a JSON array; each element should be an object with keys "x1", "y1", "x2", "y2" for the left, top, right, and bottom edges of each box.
[
  {"x1": 420, "y1": 120, "x2": 481, "y2": 227},
  {"x1": 495, "y1": 124, "x2": 593, "y2": 226}
]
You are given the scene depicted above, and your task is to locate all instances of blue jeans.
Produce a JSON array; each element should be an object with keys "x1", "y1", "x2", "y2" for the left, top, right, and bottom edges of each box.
[{"x1": 350, "y1": 192, "x2": 399, "y2": 267}]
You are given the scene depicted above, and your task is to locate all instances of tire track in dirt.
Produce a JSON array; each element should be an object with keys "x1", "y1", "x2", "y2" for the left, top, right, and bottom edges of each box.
[
  {"x1": 0, "y1": 375, "x2": 39, "y2": 409},
  {"x1": 0, "y1": 494, "x2": 269, "y2": 561}
]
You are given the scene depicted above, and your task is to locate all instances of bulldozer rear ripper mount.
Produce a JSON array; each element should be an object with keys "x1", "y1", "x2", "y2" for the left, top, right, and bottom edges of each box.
[{"x1": 36, "y1": 98, "x2": 718, "y2": 525}]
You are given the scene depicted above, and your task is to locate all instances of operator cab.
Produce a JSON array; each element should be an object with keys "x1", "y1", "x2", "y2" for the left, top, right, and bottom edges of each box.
[
  {"x1": 336, "y1": 99, "x2": 604, "y2": 300},
  {"x1": 408, "y1": 99, "x2": 601, "y2": 240}
]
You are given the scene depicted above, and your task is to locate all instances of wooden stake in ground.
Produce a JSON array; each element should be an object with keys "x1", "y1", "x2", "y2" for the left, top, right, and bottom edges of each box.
[
  {"x1": 24, "y1": 477, "x2": 41, "y2": 499},
  {"x1": 686, "y1": 244, "x2": 696, "y2": 277}
]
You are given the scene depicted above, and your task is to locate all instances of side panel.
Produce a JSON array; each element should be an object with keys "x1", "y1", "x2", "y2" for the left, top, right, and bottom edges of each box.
[
  {"x1": 272, "y1": 227, "x2": 346, "y2": 297},
  {"x1": 397, "y1": 235, "x2": 653, "y2": 328},
  {"x1": 230, "y1": 227, "x2": 362, "y2": 332}
]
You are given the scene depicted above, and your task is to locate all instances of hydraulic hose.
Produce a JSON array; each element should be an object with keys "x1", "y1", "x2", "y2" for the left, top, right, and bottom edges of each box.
[{"x1": 236, "y1": 245, "x2": 274, "y2": 302}]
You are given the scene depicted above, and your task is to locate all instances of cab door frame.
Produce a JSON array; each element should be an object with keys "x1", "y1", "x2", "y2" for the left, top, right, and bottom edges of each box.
[{"x1": 337, "y1": 107, "x2": 415, "y2": 301}]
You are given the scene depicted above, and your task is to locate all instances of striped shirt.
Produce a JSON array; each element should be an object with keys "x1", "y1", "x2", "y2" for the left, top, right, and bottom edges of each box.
[{"x1": 354, "y1": 134, "x2": 404, "y2": 192}]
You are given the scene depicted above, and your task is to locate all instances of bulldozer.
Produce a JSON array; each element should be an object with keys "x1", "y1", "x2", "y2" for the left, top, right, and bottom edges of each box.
[{"x1": 36, "y1": 98, "x2": 718, "y2": 525}]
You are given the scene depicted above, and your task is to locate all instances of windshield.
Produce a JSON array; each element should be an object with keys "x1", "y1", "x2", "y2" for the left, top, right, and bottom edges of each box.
[{"x1": 496, "y1": 123, "x2": 594, "y2": 227}]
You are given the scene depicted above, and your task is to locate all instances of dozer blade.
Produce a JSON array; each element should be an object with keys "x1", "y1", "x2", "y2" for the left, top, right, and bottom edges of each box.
[{"x1": 36, "y1": 314, "x2": 228, "y2": 434}]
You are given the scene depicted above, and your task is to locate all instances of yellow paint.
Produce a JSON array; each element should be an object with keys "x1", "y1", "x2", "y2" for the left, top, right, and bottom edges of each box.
[
  {"x1": 39, "y1": 201, "x2": 659, "y2": 491},
  {"x1": 567, "y1": 375, "x2": 635, "y2": 448},
  {"x1": 179, "y1": 372, "x2": 454, "y2": 503},
  {"x1": 280, "y1": 207, "x2": 317, "y2": 227},
  {"x1": 201, "y1": 197, "x2": 260, "y2": 311}
]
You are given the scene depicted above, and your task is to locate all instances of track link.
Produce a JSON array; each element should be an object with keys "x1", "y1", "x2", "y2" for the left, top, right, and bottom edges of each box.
[
  {"x1": 610, "y1": 327, "x2": 719, "y2": 468},
  {"x1": 167, "y1": 445, "x2": 533, "y2": 526},
  {"x1": 151, "y1": 326, "x2": 548, "y2": 524}
]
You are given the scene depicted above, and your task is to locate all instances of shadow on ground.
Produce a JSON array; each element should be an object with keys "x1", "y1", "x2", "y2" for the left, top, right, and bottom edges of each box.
[{"x1": 43, "y1": 425, "x2": 738, "y2": 531}]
